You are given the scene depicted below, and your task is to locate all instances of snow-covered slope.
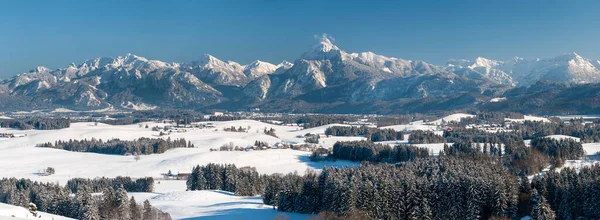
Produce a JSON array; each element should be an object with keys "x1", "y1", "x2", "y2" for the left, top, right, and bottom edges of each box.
[
  {"x1": 430, "y1": 113, "x2": 475, "y2": 125},
  {"x1": 544, "y1": 135, "x2": 581, "y2": 142},
  {"x1": 0, "y1": 203, "x2": 73, "y2": 220},
  {"x1": 129, "y1": 189, "x2": 309, "y2": 220},
  {"x1": 505, "y1": 115, "x2": 550, "y2": 123}
]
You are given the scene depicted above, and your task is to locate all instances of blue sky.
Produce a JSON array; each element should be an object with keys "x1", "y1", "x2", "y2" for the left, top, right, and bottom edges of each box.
[{"x1": 0, "y1": 0, "x2": 599, "y2": 76}]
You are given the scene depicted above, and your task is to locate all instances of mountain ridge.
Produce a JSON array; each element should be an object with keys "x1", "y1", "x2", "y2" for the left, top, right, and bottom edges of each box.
[{"x1": 1, "y1": 37, "x2": 600, "y2": 114}]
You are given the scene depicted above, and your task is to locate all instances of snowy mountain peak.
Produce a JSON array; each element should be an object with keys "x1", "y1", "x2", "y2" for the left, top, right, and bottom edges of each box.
[
  {"x1": 243, "y1": 60, "x2": 278, "y2": 78},
  {"x1": 301, "y1": 34, "x2": 343, "y2": 60},
  {"x1": 313, "y1": 34, "x2": 339, "y2": 53},
  {"x1": 470, "y1": 57, "x2": 503, "y2": 68},
  {"x1": 196, "y1": 54, "x2": 226, "y2": 67}
]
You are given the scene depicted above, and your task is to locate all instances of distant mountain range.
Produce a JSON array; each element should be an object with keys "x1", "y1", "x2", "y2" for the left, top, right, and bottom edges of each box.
[{"x1": 1, "y1": 36, "x2": 600, "y2": 114}]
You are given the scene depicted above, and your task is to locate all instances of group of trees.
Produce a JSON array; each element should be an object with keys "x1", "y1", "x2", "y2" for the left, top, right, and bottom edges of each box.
[
  {"x1": 186, "y1": 163, "x2": 266, "y2": 196},
  {"x1": 526, "y1": 165, "x2": 600, "y2": 219},
  {"x1": 443, "y1": 128, "x2": 521, "y2": 144},
  {"x1": 325, "y1": 126, "x2": 370, "y2": 137},
  {"x1": 530, "y1": 137, "x2": 585, "y2": 165},
  {"x1": 331, "y1": 141, "x2": 430, "y2": 163},
  {"x1": 292, "y1": 115, "x2": 350, "y2": 129},
  {"x1": 66, "y1": 177, "x2": 154, "y2": 193},
  {"x1": 0, "y1": 177, "x2": 170, "y2": 220},
  {"x1": 36, "y1": 137, "x2": 193, "y2": 155},
  {"x1": 514, "y1": 119, "x2": 600, "y2": 143},
  {"x1": 0, "y1": 118, "x2": 70, "y2": 130},
  {"x1": 254, "y1": 141, "x2": 269, "y2": 148},
  {"x1": 440, "y1": 139, "x2": 549, "y2": 176},
  {"x1": 265, "y1": 158, "x2": 519, "y2": 219},
  {"x1": 223, "y1": 126, "x2": 247, "y2": 132},
  {"x1": 325, "y1": 126, "x2": 404, "y2": 142},
  {"x1": 408, "y1": 130, "x2": 446, "y2": 144},
  {"x1": 206, "y1": 115, "x2": 242, "y2": 121},
  {"x1": 264, "y1": 127, "x2": 277, "y2": 137}
]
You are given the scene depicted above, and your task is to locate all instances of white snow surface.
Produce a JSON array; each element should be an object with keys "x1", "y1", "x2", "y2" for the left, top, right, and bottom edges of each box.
[
  {"x1": 381, "y1": 113, "x2": 474, "y2": 132},
  {"x1": 583, "y1": 143, "x2": 600, "y2": 155},
  {"x1": 0, "y1": 120, "x2": 357, "y2": 185},
  {"x1": 505, "y1": 115, "x2": 550, "y2": 123},
  {"x1": 544, "y1": 135, "x2": 581, "y2": 142},
  {"x1": 130, "y1": 181, "x2": 310, "y2": 220},
  {"x1": 0, "y1": 120, "x2": 366, "y2": 219},
  {"x1": 430, "y1": 113, "x2": 475, "y2": 125},
  {"x1": 0, "y1": 203, "x2": 73, "y2": 220}
]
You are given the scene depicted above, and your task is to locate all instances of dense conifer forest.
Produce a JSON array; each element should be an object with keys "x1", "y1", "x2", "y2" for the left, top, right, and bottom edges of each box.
[
  {"x1": 331, "y1": 141, "x2": 429, "y2": 163},
  {"x1": 0, "y1": 177, "x2": 170, "y2": 220}
]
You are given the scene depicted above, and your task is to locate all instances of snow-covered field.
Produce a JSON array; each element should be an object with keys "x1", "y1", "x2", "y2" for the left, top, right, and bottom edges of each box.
[
  {"x1": 130, "y1": 180, "x2": 309, "y2": 220},
  {"x1": 430, "y1": 113, "x2": 475, "y2": 125},
  {"x1": 544, "y1": 135, "x2": 581, "y2": 142},
  {"x1": 0, "y1": 120, "x2": 358, "y2": 185},
  {"x1": 583, "y1": 143, "x2": 600, "y2": 155},
  {"x1": 505, "y1": 115, "x2": 550, "y2": 123},
  {"x1": 0, "y1": 120, "x2": 361, "y2": 219}
]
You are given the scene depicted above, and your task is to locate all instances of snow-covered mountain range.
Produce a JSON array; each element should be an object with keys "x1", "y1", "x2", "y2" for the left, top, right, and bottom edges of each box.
[
  {"x1": 445, "y1": 53, "x2": 600, "y2": 86},
  {"x1": 1, "y1": 36, "x2": 599, "y2": 113}
]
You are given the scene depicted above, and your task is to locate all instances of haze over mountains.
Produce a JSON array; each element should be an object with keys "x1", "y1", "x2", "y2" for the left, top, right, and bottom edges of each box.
[{"x1": 1, "y1": 35, "x2": 600, "y2": 114}]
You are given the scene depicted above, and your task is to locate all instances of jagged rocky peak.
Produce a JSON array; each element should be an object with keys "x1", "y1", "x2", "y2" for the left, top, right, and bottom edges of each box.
[
  {"x1": 278, "y1": 60, "x2": 294, "y2": 68},
  {"x1": 29, "y1": 66, "x2": 52, "y2": 73}
]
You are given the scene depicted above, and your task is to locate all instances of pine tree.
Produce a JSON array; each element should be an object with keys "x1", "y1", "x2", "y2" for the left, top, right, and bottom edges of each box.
[
  {"x1": 130, "y1": 197, "x2": 142, "y2": 220},
  {"x1": 81, "y1": 199, "x2": 100, "y2": 220},
  {"x1": 531, "y1": 189, "x2": 556, "y2": 220},
  {"x1": 143, "y1": 200, "x2": 155, "y2": 220},
  {"x1": 116, "y1": 187, "x2": 130, "y2": 220}
]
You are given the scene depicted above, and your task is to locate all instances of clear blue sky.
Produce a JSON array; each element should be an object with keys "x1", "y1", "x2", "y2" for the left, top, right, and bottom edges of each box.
[{"x1": 1, "y1": 0, "x2": 599, "y2": 77}]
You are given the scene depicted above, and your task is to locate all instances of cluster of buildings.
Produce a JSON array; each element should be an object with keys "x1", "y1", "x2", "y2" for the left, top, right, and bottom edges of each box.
[{"x1": 0, "y1": 133, "x2": 16, "y2": 138}]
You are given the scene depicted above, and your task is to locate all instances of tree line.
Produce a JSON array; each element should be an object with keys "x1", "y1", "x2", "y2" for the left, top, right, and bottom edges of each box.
[
  {"x1": 331, "y1": 141, "x2": 430, "y2": 163},
  {"x1": 36, "y1": 137, "x2": 193, "y2": 155},
  {"x1": 66, "y1": 176, "x2": 154, "y2": 194},
  {"x1": 530, "y1": 137, "x2": 585, "y2": 166},
  {"x1": 527, "y1": 164, "x2": 600, "y2": 219},
  {"x1": 0, "y1": 118, "x2": 70, "y2": 130},
  {"x1": 0, "y1": 177, "x2": 170, "y2": 220},
  {"x1": 266, "y1": 158, "x2": 518, "y2": 219},
  {"x1": 325, "y1": 126, "x2": 404, "y2": 142},
  {"x1": 408, "y1": 130, "x2": 445, "y2": 144},
  {"x1": 513, "y1": 119, "x2": 600, "y2": 143}
]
